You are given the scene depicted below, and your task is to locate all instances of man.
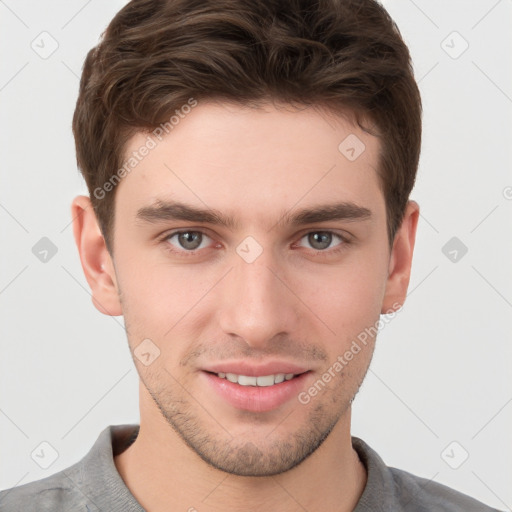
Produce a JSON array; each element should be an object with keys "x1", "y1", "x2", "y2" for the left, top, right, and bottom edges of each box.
[{"x1": 0, "y1": 0, "x2": 501, "y2": 510}]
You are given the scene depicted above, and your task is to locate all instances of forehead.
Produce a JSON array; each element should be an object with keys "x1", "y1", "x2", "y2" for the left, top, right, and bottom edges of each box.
[{"x1": 115, "y1": 101, "x2": 384, "y2": 227}]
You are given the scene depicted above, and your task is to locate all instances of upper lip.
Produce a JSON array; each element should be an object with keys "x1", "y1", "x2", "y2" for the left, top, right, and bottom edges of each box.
[{"x1": 202, "y1": 361, "x2": 310, "y2": 377}]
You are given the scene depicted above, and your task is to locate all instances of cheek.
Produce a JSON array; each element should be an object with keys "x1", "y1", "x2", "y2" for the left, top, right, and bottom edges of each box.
[
  {"x1": 298, "y1": 255, "x2": 387, "y2": 338},
  {"x1": 115, "y1": 227, "x2": 389, "y2": 350},
  {"x1": 115, "y1": 253, "x2": 217, "y2": 352}
]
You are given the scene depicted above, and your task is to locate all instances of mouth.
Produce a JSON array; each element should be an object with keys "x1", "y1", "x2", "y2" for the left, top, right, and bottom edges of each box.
[
  {"x1": 201, "y1": 370, "x2": 312, "y2": 412},
  {"x1": 212, "y1": 371, "x2": 304, "y2": 387}
]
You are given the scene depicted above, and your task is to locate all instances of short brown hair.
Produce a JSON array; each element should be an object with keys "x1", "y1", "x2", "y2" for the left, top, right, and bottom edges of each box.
[{"x1": 72, "y1": 0, "x2": 421, "y2": 254}]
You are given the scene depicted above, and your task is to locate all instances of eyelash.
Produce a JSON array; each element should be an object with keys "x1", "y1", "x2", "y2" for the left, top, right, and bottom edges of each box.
[{"x1": 159, "y1": 229, "x2": 351, "y2": 258}]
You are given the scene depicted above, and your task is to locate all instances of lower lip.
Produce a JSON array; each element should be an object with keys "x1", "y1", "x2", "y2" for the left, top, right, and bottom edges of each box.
[{"x1": 202, "y1": 371, "x2": 311, "y2": 412}]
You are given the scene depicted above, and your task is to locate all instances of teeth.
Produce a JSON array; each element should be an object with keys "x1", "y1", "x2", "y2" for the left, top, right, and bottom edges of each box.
[
  {"x1": 216, "y1": 372, "x2": 298, "y2": 386},
  {"x1": 256, "y1": 375, "x2": 275, "y2": 387},
  {"x1": 238, "y1": 375, "x2": 257, "y2": 386}
]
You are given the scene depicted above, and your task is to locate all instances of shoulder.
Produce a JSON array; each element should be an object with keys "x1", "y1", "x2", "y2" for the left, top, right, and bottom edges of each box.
[
  {"x1": 0, "y1": 424, "x2": 140, "y2": 512},
  {"x1": 388, "y1": 466, "x2": 502, "y2": 512},
  {"x1": 352, "y1": 436, "x2": 502, "y2": 512},
  {"x1": 0, "y1": 460, "x2": 88, "y2": 512}
]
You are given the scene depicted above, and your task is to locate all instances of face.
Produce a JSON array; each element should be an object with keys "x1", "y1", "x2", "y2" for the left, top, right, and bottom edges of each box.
[{"x1": 99, "y1": 101, "x2": 402, "y2": 476}]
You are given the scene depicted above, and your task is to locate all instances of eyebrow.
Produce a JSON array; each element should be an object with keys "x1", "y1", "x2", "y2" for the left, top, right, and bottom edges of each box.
[{"x1": 135, "y1": 199, "x2": 372, "y2": 230}]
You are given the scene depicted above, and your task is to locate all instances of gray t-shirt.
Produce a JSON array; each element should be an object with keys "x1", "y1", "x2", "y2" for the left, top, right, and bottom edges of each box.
[{"x1": 0, "y1": 424, "x2": 502, "y2": 511}]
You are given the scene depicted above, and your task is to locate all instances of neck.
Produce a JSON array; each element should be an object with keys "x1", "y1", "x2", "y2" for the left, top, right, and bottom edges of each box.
[{"x1": 115, "y1": 384, "x2": 367, "y2": 512}]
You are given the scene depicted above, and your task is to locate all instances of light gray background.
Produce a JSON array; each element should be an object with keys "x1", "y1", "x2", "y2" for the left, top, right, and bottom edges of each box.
[{"x1": 1, "y1": 0, "x2": 511, "y2": 509}]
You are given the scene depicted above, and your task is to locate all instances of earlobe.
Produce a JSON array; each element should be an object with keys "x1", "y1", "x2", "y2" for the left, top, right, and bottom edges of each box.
[
  {"x1": 381, "y1": 201, "x2": 420, "y2": 314},
  {"x1": 71, "y1": 195, "x2": 123, "y2": 316}
]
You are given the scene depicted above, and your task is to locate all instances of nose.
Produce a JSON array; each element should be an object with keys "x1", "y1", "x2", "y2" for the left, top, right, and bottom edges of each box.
[{"x1": 217, "y1": 245, "x2": 299, "y2": 350}]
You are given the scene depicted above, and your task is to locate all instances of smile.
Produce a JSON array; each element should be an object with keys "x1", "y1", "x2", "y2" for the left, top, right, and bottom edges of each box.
[
  {"x1": 202, "y1": 370, "x2": 311, "y2": 412},
  {"x1": 215, "y1": 372, "x2": 299, "y2": 387}
]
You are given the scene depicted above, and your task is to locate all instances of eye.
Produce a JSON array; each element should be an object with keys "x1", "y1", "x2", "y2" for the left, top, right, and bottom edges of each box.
[
  {"x1": 159, "y1": 229, "x2": 350, "y2": 258},
  {"x1": 163, "y1": 230, "x2": 213, "y2": 253},
  {"x1": 296, "y1": 231, "x2": 347, "y2": 252}
]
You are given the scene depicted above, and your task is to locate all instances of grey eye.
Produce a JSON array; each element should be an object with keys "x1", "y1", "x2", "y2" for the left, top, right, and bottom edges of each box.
[
  {"x1": 168, "y1": 231, "x2": 209, "y2": 251},
  {"x1": 178, "y1": 232, "x2": 202, "y2": 250},
  {"x1": 303, "y1": 232, "x2": 342, "y2": 251}
]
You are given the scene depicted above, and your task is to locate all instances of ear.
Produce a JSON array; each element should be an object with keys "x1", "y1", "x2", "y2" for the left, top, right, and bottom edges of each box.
[
  {"x1": 71, "y1": 195, "x2": 123, "y2": 316},
  {"x1": 381, "y1": 200, "x2": 420, "y2": 314}
]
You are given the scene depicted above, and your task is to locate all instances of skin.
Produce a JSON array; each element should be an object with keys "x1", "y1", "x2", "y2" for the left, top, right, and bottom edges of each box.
[{"x1": 71, "y1": 100, "x2": 419, "y2": 512}]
